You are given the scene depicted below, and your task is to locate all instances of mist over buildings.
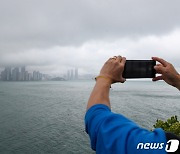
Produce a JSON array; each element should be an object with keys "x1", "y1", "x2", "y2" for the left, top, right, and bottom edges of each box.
[{"x1": 0, "y1": 0, "x2": 180, "y2": 75}]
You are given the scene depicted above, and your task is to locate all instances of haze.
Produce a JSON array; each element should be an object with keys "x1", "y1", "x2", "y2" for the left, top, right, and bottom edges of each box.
[{"x1": 0, "y1": 0, "x2": 180, "y2": 75}]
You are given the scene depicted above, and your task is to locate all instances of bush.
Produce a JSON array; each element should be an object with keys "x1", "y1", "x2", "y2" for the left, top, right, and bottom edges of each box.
[{"x1": 153, "y1": 115, "x2": 180, "y2": 136}]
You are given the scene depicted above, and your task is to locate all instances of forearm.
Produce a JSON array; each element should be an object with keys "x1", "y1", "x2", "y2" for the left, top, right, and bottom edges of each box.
[
  {"x1": 86, "y1": 78, "x2": 111, "y2": 110},
  {"x1": 175, "y1": 74, "x2": 180, "y2": 90}
]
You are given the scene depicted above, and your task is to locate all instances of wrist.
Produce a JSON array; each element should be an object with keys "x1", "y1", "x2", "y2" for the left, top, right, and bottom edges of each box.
[{"x1": 95, "y1": 77, "x2": 111, "y2": 88}]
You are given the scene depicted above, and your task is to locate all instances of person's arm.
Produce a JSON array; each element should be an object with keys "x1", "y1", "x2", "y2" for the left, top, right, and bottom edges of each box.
[
  {"x1": 86, "y1": 56, "x2": 126, "y2": 110},
  {"x1": 152, "y1": 57, "x2": 180, "y2": 90},
  {"x1": 85, "y1": 56, "x2": 169, "y2": 154}
]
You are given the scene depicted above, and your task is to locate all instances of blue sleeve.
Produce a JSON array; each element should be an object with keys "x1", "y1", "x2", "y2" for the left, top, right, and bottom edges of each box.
[{"x1": 85, "y1": 104, "x2": 167, "y2": 154}]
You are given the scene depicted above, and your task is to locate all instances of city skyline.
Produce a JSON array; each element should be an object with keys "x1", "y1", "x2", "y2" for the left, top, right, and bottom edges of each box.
[
  {"x1": 0, "y1": 66, "x2": 46, "y2": 81},
  {"x1": 0, "y1": 66, "x2": 83, "y2": 81}
]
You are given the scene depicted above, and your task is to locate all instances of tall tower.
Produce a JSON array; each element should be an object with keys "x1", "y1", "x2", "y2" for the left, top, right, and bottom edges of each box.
[
  {"x1": 5, "y1": 67, "x2": 11, "y2": 81},
  {"x1": 21, "y1": 66, "x2": 26, "y2": 81},
  {"x1": 70, "y1": 69, "x2": 74, "y2": 80},
  {"x1": 0, "y1": 70, "x2": 5, "y2": 80},
  {"x1": 75, "y1": 68, "x2": 78, "y2": 80},
  {"x1": 67, "y1": 70, "x2": 70, "y2": 80},
  {"x1": 33, "y1": 71, "x2": 37, "y2": 81},
  {"x1": 12, "y1": 67, "x2": 19, "y2": 81}
]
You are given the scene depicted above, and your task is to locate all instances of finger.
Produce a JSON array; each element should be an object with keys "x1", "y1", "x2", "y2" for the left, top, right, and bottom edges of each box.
[
  {"x1": 152, "y1": 57, "x2": 168, "y2": 67},
  {"x1": 154, "y1": 65, "x2": 165, "y2": 74},
  {"x1": 121, "y1": 57, "x2": 126, "y2": 65},
  {"x1": 112, "y1": 56, "x2": 117, "y2": 61},
  {"x1": 116, "y1": 55, "x2": 122, "y2": 63},
  {"x1": 108, "y1": 57, "x2": 115, "y2": 62},
  {"x1": 152, "y1": 75, "x2": 163, "y2": 81},
  {"x1": 110, "y1": 55, "x2": 118, "y2": 60}
]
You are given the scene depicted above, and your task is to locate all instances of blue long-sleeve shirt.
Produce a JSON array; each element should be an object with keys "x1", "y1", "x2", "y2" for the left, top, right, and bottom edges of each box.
[{"x1": 85, "y1": 104, "x2": 167, "y2": 154}]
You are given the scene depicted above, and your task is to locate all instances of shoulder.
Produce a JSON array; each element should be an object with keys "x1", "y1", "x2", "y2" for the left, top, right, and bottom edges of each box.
[{"x1": 85, "y1": 104, "x2": 168, "y2": 154}]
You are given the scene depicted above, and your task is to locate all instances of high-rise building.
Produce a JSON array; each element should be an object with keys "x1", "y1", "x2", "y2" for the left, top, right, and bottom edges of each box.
[
  {"x1": 39, "y1": 72, "x2": 42, "y2": 80},
  {"x1": 12, "y1": 67, "x2": 19, "y2": 81},
  {"x1": 5, "y1": 67, "x2": 11, "y2": 81},
  {"x1": 32, "y1": 71, "x2": 41, "y2": 81},
  {"x1": 25, "y1": 71, "x2": 29, "y2": 81},
  {"x1": 67, "y1": 70, "x2": 70, "y2": 80},
  {"x1": 0, "y1": 66, "x2": 44, "y2": 81},
  {"x1": 75, "y1": 68, "x2": 78, "y2": 80},
  {"x1": 28, "y1": 73, "x2": 32, "y2": 81},
  {"x1": 20, "y1": 66, "x2": 26, "y2": 81},
  {"x1": 0, "y1": 67, "x2": 12, "y2": 81},
  {"x1": 70, "y1": 69, "x2": 74, "y2": 80},
  {"x1": 36, "y1": 71, "x2": 39, "y2": 80},
  {"x1": 33, "y1": 71, "x2": 38, "y2": 80},
  {"x1": 0, "y1": 70, "x2": 6, "y2": 81}
]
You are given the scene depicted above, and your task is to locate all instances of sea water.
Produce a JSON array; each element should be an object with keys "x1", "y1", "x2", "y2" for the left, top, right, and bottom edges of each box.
[{"x1": 0, "y1": 81, "x2": 179, "y2": 154}]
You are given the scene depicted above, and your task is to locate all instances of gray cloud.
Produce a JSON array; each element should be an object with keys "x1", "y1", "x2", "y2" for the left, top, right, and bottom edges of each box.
[
  {"x1": 0, "y1": 0, "x2": 180, "y2": 74},
  {"x1": 1, "y1": 0, "x2": 180, "y2": 48}
]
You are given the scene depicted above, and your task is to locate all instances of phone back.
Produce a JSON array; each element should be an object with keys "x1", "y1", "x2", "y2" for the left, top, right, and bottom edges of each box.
[{"x1": 122, "y1": 60, "x2": 156, "y2": 78}]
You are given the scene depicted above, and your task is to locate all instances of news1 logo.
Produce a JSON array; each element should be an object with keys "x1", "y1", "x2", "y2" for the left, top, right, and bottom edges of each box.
[{"x1": 137, "y1": 139, "x2": 179, "y2": 152}]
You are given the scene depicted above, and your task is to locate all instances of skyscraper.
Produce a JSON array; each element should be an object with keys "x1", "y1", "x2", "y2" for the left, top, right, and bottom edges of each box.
[
  {"x1": 0, "y1": 66, "x2": 43, "y2": 81},
  {"x1": 67, "y1": 70, "x2": 70, "y2": 80},
  {"x1": 0, "y1": 70, "x2": 6, "y2": 81},
  {"x1": 21, "y1": 66, "x2": 26, "y2": 81},
  {"x1": 2, "y1": 67, "x2": 12, "y2": 81},
  {"x1": 25, "y1": 71, "x2": 29, "y2": 81},
  {"x1": 33, "y1": 71, "x2": 38, "y2": 80},
  {"x1": 75, "y1": 68, "x2": 78, "y2": 80},
  {"x1": 70, "y1": 69, "x2": 74, "y2": 80},
  {"x1": 28, "y1": 73, "x2": 32, "y2": 81},
  {"x1": 0, "y1": 67, "x2": 12, "y2": 81},
  {"x1": 12, "y1": 67, "x2": 19, "y2": 81}
]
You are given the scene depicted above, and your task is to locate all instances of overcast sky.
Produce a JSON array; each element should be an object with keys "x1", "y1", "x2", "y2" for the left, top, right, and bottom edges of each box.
[{"x1": 0, "y1": 0, "x2": 180, "y2": 75}]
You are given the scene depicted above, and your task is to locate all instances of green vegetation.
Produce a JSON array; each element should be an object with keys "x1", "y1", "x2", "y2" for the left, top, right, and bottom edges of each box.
[{"x1": 153, "y1": 115, "x2": 180, "y2": 136}]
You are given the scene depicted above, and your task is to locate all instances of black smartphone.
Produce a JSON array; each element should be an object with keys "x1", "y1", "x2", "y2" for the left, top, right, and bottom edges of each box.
[{"x1": 122, "y1": 60, "x2": 156, "y2": 78}]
